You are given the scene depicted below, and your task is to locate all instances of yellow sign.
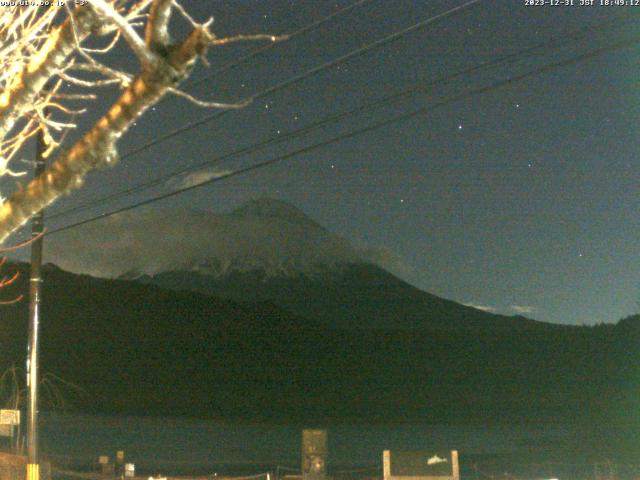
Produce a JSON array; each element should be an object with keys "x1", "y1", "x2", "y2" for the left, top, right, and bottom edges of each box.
[
  {"x1": 27, "y1": 463, "x2": 39, "y2": 480},
  {"x1": 0, "y1": 409, "x2": 20, "y2": 425}
]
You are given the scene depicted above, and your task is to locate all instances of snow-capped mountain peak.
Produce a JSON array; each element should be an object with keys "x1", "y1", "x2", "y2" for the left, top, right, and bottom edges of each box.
[
  {"x1": 44, "y1": 198, "x2": 400, "y2": 279},
  {"x1": 230, "y1": 198, "x2": 320, "y2": 226}
]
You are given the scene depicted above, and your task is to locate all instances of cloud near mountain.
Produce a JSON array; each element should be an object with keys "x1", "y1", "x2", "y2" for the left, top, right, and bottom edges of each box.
[
  {"x1": 168, "y1": 168, "x2": 233, "y2": 190},
  {"x1": 510, "y1": 305, "x2": 535, "y2": 314},
  {"x1": 462, "y1": 302, "x2": 497, "y2": 313},
  {"x1": 44, "y1": 199, "x2": 408, "y2": 279}
]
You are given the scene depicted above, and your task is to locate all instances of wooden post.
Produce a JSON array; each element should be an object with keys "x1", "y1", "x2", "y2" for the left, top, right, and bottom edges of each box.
[
  {"x1": 383, "y1": 450, "x2": 391, "y2": 480},
  {"x1": 451, "y1": 450, "x2": 460, "y2": 480},
  {"x1": 26, "y1": 100, "x2": 48, "y2": 480}
]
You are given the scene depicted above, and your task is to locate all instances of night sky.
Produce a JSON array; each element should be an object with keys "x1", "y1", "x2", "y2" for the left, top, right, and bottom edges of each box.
[{"x1": 6, "y1": 1, "x2": 640, "y2": 326}]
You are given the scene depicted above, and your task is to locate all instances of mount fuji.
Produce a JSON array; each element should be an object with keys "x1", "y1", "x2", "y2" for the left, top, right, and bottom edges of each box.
[{"x1": 46, "y1": 198, "x2": 541, "y2": 330}]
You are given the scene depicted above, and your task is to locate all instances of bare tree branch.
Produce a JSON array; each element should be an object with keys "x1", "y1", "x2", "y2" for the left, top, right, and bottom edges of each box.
[
  {"x1": 210, "y1": 34, "x2": 288, "y2": 46},
  {"x1": 168, "y1": 88, "x2": 251, "y2": 109},
  {"x1": 89, "y1": 0, "x2": 157, "y2": 68},
  {"x1": 82, "y1": 30, "x2": 121, "y2": 54},
  {"x1": 145, "y1": 0, "x2": 173, "y2": 51},
  {"x1": 172, "y1": 1, "x2": 201, "y2": 29},
  {"x1": 0, "y1": 230, "x2": 44, "y2": 253},
  {"x1": 0, "y1": 13, "x2": 214, "y2": 242},
  {"x1": 58, "y1": 71, "x2": 123, "y2": 89},
  {"x1": 0, "y1": 1, "x2": 282, "y2": 243},
  {"x1": 0, "y1": 294, "x2": 24, "y2": 305},
  {"x1": 0, "y1": 6, "x2": 97, "y2": 142},
  {"x1": 65, "y1": 61, "x2": 134, "y2": 86}
]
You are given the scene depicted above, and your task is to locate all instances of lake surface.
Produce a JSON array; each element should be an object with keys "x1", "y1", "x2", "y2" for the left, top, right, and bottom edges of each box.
[{"x1": 35, "y1": 414, "x2": 579, "y2": 476}]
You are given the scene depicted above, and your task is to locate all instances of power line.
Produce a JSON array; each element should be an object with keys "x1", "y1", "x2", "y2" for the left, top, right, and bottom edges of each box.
[
  {"x1": 46, "y1": 36, "x2": 640, "y2": 237},
  {"x1": 45, "y1": 0, "x2": 484, "y2": 221},
  {"x1": 37, "y1": 0, "x2": 375, "y2": 224},
  {"x1": 184, "y1": 0, "x2": 375, "y2": 90},
  {"x1": 46, "y1": 15, "x2": 632, "y2": 222},
  {"x1": 142, "y1": 0, "x2": 375, "y2": 113},
  {"x1": 83, "y1": 0, "x2": 375, "y2": 160},
  {"x1": 116, "y1": 0, "x2": 484, "y2": 162}
]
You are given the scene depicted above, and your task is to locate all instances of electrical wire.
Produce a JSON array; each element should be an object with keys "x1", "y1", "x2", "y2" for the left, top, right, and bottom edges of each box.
[
  {"x1": 45, "y1": 14, "x2": 634, "y2": 223},
  {"x1": 45, "y1": 36, "x2": 640, "y2": 236},
  {"x1": 183, "y1": 0, "x2": 375, "y2": 90},
  {"x1": 135, "y1": 0, "x2": 376, "y2": 115},
  {"x1": 116, "y1": 0, "x2": 484, "y2": 163}
]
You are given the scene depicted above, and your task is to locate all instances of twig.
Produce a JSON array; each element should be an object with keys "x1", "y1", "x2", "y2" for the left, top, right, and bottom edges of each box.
[
  {"x1": 168, "y1": 87, "x2": 252, "y2": 109},
  {"x1": 0, "y1": 230, "x2": 45, "y2": 252},
  {"x1": 210, "y1": 33, "x2": 288, "y2": 46},
  {"x1": 90, "y1": 0, "x2": 157, "y2": 67}
]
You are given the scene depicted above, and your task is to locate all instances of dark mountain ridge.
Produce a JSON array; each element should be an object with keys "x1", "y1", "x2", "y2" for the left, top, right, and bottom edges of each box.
[
  {"x1": 134, "y1": 262, "x2": 550, "y2": 331},
  {"x1": 0, "y1": 262, "x2": 635, "y2": 438}
]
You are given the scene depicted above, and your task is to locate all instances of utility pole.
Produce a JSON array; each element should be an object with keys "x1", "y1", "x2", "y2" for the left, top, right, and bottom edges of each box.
[{"x1": 26, "y1": 112, "x2": 47, "y2": 480}]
